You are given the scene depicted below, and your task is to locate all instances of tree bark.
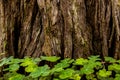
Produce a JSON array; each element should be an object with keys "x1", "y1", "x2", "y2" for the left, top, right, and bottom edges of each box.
[{"x1": 0, "y1": 0, "x2": 120, "y2": 59}]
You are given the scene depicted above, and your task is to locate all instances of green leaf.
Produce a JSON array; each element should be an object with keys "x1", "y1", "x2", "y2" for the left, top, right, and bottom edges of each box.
[
  {"x1": 55, "y1": 62, "x2": 70, "y2": 69},
  {"x1": 4, "y1": 64, "x2": 20, "y2": 72},
  {"x1": 88, "y1": 55, "x2": 101, "y2": 61},
  {"x1": 33, "y1": 58, "x2": 41, "y2": 63},
  {"x1": 117, "y1": 60, "x2": 120, "y2": 63},
  {"x1": 115, "y1": 64, "x2": 120, "y2": 69},
  {"x1": 79, "y1": 60, "x2": 101, "y2": 75},
  {"x1": 29, "y1": 65, "x2": 50, "y2": 78},
  {"x1": 25, "y1": 65, "x2": 38, "y2": 72},
  {"x1": 0, "y1": 56, "x2": 13, "y2": 66},
  {"x1": 22, "y1": 76, "x2": 33, "y2": 80},
  {"x1": 8, "y1": 59, "x2": 22, "y2": 64},
  {"x1": 59, "y1": 69, "x2": 74, "y2": 79},
  {"x1": 86, "y1": 74, "x2": 95, "y2": 80},
  {"x1": 39, "y1": 77, "x2": 51, "y2": 80},
  {"x1": 9, "y1": 74, "x2": 25, "y2": 80},
  {"x1": 104, "y1": 57, "x2": 116, "y2": 63},
  {"x1": 74, "y1": 58, "x2": 88, "y2": 65},
  {"x1": 40, "y1": 56, "x2": 60, "y2": 62},
  {"x1": 20, "y1": 57, "x2": 35, "y2": 67},
  {"x1": 94, "y1": 62, "x2": 102, "y2": 66},
  {"x1": 108, "y1": 64, "x2": 114, "y2": 71},
  {"x1": 3, "y1": 72, "x2": 15, "y2": 79},
  {"x1": 98, "y1": 69, "x2": 112, "y2": 77},
  {"x1": 53, "y1": 78, "x2": 60, "y2": 80},
  {"x1": 60, "y1": 58, "x2": 74, "y2": 64},
  {"x1": 108, "y1": 64, "x2": 120, "y2": 71},
  {"x1": 73, "y1": 74, "x2": 81, "y2": 80},
  {"x1": 0, "y1": 58, "x2": 8, "y2": 67},
  {"x1": 115, "y1": 74, "x2": 120, "y2": 80},
  {"x1": 53, "y1": 58, "x2": 74, "y2": 69},
  {"x1": 80, "y1": 65, "x2": 94, "y2": 75},
  {"x1": 51, "y1": 67, "x2": 64, "y2": 74},
  {"x1": 88, "y1": 61, "x2": 102, "y2": 69}
]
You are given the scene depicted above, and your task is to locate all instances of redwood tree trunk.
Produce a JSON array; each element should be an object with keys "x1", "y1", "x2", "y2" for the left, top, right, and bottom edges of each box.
[{"x1": 0, "y1": 0, "x2": 120, "y2": 59}]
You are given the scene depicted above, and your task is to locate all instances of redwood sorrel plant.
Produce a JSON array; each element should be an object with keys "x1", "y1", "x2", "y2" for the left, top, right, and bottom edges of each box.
[{"x1": 0, "y1": 55, "x2": 120, "y2": 80}]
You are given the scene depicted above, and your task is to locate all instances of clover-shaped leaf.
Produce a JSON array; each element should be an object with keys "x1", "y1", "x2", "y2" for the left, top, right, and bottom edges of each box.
[
  {"x1": 87, "y1": 61, "x2": 102, "y2": 69},
  {"x1": 40, "y1": 56, "x2": 60, "y2": 62},
  {"x1": 60, "y1": 58, "x2": 74, "y2": 64},
  {"x1": 98, "y1": 69, "x2": 112, "y2": 77},
  {"x1": 86, "y1": 74, "x2": 95, "y2": 80},
  {"x1": 88, "y1": 55, "x2": 101, "y2": 62},
  {"x1": 29, "y1": 65, "x2": 50, "y2": 78},
  {"x1": 0, "y1": 56, "x2": 13, "y2": 67},
  {"x1": 4, "y1": 64, "x2": 20, "y2": 72},
  {"x1": 59, "y1": 68, "x2": 74, "y2": 79},
  {"x1": 20, "y1": 57, "x2": 35, "y2": 67},
  {"x1": 0, "y1": 58, "x2": 8, "y2": 67},
  {"x1": 108, "y1": 64, "x2": 120, "y2": 71},
  {"x1": 74, "y1": 58, "x2": 88, "y2": 65},
  {"x1": 105, "y1": 57, "x2": 116, "y2": 63},
  {"x1": 54, "y1": 58, "x2": 74, "y2": 69},
  {"x1": 9, "y1": 74, "x2": 25, "y2": 80},
  {"x1": 8, "y1": 59, "x2": 22, "y2": 64},
  {"x1": 72, "y1": 74, "x2": 81, "y2": 80},
  {"x1": 50, "y1": 67, "x2": 64, "y2": 74},
  {"x1": 80, "y1": 65, "x2": 94, "y2": 75},
  {"x1": 115, "y1": 74, "x2": 120, "y2": 80},
  {"x1": 25, "y1": 64, "x2": 38, "y2": 72},
  {"x1": 108, "y1": 64, "x2": 114, "y2": 71},
  {"x1": 33, "y1": 58, "x2": 41, "y2": 63},
  {"x1": 54, "y1": 62, "x2": 70, "y2": 69}
]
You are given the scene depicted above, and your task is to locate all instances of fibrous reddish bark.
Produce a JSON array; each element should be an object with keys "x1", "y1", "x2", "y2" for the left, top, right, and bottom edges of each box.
[{"x1": 0, "y1": 0, "x2": 120, "y2": 59}]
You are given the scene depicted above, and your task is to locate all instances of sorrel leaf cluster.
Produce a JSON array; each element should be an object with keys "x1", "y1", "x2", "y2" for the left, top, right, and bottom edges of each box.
[{"x1": 0, "y1": 55, "x2": 120, "y2": 80}]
